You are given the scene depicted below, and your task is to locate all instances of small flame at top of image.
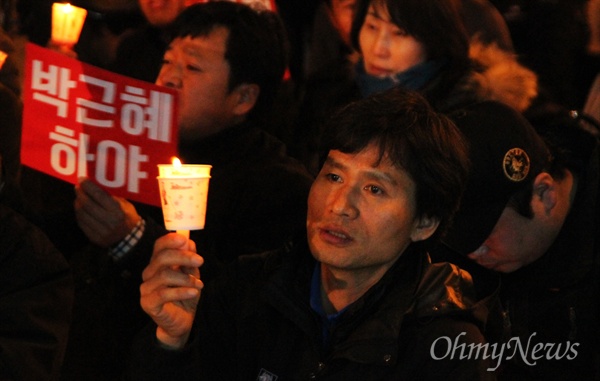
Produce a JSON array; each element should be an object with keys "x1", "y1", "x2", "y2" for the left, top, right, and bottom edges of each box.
[{"x1": 51, "y1": 2, "x2": 88, "y2": 47}]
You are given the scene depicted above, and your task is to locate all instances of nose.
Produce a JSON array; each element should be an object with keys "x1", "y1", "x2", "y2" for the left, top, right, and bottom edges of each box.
[
  {"x1": 372, "y1": 29, "x2": 391, "y2": 58},
  {"x1": 157, "y1": 64, "x2": 182, "y2": 89},
  {"x1": 467, "y1": 245, "x2": 490, "y2": 265},
  {"x1": 329, "y1": 185, "x2": 359, "y2": 219}
]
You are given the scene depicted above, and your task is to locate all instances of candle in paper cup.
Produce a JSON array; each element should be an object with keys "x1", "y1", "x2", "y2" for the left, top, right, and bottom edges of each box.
[
  {"x1": 157, "y1": 158, "x2": 212, "y2": 232},
  {"x1": 51, "y1": 3, "x2": 87, "y2": 47}
]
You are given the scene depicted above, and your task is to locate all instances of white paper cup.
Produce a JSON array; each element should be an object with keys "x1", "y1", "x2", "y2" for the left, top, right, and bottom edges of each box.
[
  {"x1": 157, "y1": 165, "x2": 211, "y2": 231},
  {"x1": 51, "y1": 3, "x2": 87, "y2": 46},
  {"x1": 157, "y1": 164, "x2": 211, "y2": 178}
]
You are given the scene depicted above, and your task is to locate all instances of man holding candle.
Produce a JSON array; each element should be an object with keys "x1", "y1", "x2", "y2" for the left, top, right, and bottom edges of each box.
[
  {"x1": 75, "y1": 0, "x2": 312, "y2": 281},
  {"x1": 68, "y1": 3, "x2": 313, "y2": 378},
  {"x1": 128, "y1": 88, "x2": 496, "y2": 380}
]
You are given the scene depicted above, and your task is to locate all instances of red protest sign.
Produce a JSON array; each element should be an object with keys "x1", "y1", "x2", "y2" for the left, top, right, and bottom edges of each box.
[{"x1": 21, "y1": 43, "x2": 178, "y2": 207}]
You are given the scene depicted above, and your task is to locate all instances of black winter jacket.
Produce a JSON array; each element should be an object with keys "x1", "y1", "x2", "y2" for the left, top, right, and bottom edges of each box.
[
  {"x1": 0, "y1": 202, "x2": 74, "y2": 380},
  {"x1": 129, "y1": 239, "x2": 496, "y2": 380}
]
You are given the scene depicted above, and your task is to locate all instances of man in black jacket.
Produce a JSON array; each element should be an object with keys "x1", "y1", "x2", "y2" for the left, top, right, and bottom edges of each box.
[
  {"x1": 66, "y1": 3, "x2": 312, "y2": 379},
  {"x1": 435, "y1": 104, "x2": 600, "y2": 380},
  {"x1": 130, "y1": 87, "x2": 496, "y2": 380},
  {"x1": 74, "y1": 0, "x2": 312, "y2": 288}
]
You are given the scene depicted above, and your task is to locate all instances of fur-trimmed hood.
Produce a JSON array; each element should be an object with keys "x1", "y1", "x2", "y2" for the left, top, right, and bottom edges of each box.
[
  {"x1": 467, "y1": 41, "x2": 538, "y2": 112},
  {"x1": 464, "y1": 40, "x2": 538, "y2": 112},
  {"x1": 424, "y1": 40, "x2": 538, "y2": 112}
]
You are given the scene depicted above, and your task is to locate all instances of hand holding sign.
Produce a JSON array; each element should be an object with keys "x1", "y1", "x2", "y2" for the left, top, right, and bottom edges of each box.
[{"x1": 74, "y1": 178, "x2": 143, "y2": 248}]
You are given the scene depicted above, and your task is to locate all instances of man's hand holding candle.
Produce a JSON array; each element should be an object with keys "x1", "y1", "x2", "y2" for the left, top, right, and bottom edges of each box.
[{"x1": 140, "y1": 233, "x2": 204, "y2": 349}]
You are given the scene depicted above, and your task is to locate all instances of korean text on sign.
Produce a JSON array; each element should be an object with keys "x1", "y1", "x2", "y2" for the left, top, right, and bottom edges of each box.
[{"x1": 21, "y1": 43, "x2": 179, "y2": 206}]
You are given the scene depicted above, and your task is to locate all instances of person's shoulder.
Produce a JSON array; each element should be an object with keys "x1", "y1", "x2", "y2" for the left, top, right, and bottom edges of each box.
[
  {"x1": 412, "y1": 260, "x2": 478, "y2": 316},
  {"x1": 212, "y1": 237, "x2": 305, "y2": 289},
  {"x1": 242, "y1": 127, "x2": 314, "y2": 180},
  {"x1": 408, "y1": 258, "x2": 499, "y2": 334},
  {"x1": 0, "y1": 203, "x2": 68, "y2": 274},
  {"x1": 399, "y1": 296, "x2": 496, "y2": 380}
]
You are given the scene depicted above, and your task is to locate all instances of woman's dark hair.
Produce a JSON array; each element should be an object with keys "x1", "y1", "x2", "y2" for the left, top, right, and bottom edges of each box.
[
  {"x1": 167, "y1": 2, "x2": 289, "y2": 120},
  {"x1": 321, "y1": 87, "x2": 470, "y2": 241}
]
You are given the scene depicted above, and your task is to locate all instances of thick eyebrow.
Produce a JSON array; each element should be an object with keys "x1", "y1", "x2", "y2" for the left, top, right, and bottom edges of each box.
[
  {"x1": 324, "y1": 155, "x2": 399, "y2": 186},
  {"x1": 323, "y1": 155, "x2": 347, "y2": 171},
  {"x1": 364, "y1": 169, "x2": 398, "y2": 187}
]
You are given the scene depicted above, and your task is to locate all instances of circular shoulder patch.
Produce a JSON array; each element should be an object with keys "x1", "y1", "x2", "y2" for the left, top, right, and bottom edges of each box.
[{"x1": 503, "y1": 148, "x2": 530, "y2": 182}]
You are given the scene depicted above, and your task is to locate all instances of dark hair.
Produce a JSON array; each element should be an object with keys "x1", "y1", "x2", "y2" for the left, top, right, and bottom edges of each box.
[
  {"x1": 167, "y1": 2, "x2": 289, "y2": 120},
  {"x1": 350, "y1": 0, "x2": 470, "y2": 103},
  {"x1": 321, "y1": 87, "x2": 470, "y2": 240}
]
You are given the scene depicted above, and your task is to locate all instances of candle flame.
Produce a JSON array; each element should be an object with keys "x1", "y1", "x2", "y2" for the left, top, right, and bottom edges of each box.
[
  {"x1": 51, "y1": 2, "x2": 87, "y2": 45},
  {"x1": 0, "y1": 51, "x2": 7, "y2": 70},
  {"x1": 172, "y1": 157, "x2": 182, "y2": 167}
]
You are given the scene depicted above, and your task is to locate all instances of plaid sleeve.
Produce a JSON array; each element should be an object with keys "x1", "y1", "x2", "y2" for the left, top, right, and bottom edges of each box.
[{"x1": 109, "y1": 218, "x2": 146, "y2": 261}]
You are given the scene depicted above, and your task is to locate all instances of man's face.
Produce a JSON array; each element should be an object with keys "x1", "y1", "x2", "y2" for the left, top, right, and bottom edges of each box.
[
  {"x1": 307, "y1": 145, "x2": 434, "y2": 278},
  {"x1": 467, "y1": 206, "x2": 551, "y2": 273},
  {"x1": 138, "y1": 0, "x2": 187, "y2": 27},
  {"x1": 156, "y1": 27, "x2": 240, "y2": 140},
  {"x1": 358, "y1": 3, "x2": 427, "y2": 77},
  {"x1": 328, "y1": 0, "x2": 356, "y2": 47}
]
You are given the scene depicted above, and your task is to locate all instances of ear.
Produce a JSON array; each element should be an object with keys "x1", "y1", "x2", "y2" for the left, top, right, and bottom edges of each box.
[
  {"x1": 410, "y1": 215, "x2": 440, "y2": 242},
  {"x1": 532, "y1": 172, "x2": 558, "y2": 215},
  {"x1": 231, "y1": 83, "x2": 260, "y2": 117}
]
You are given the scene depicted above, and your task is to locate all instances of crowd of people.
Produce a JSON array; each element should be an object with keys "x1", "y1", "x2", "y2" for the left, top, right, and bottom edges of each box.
[{"x1": 0, "y1": 0, "x2": 599, "y2": 380}]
